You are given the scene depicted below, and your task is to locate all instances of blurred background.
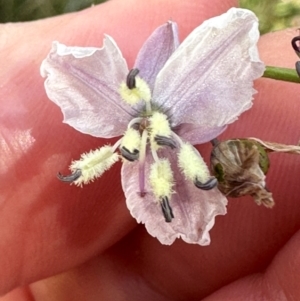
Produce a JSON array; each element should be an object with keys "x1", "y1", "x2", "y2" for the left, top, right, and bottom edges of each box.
[{"x1": 0, "y1": 0, "x2": 299, "y2": 34}]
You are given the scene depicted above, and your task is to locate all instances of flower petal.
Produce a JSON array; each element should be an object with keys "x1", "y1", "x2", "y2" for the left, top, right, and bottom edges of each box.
[
  {"x1": 121, "y1": 148, "x2": 227, "y2": 245},
  {"x1": 152, "y1": 8, "x2": 265, "y2": 129},
  {"x1": 41, "y1": 37, "x2": 136, "y2": 138},
  {"x1": 174, "y1": 123, "x2": 226, "y2": 145},
  {"x1": 134, "y1": 21, "x2": 179, "y2": 90}
]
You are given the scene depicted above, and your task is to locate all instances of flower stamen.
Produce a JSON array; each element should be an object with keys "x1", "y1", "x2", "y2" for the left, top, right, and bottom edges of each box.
[
  {"x1": 194, "y1": 177, "x2": 218, "y2": 190},
  {"x1": 149, "y1": 159, "x2": 174, "y2": 199},
  {"x1": 120, "y1": 147, "x2": 139, "y2": 162},
  {"x1": 149, "y1": 144, "x2": 175, "y2": 222},
  {"x1": 149, "y1": 158, "x2": 174, "y2": 222},
  {"x1": 149, "y1": 112, "x2": 173, "y2": 150},
  {"x1": 154, "y1": 135, "x2": 177, "y2": 149},
  {"x1": 120, "y1": 128, "x2": 141, "y2": 161},
  {"x1": 119, "y1": 70, "x2": 152, "y2": 106},
  {"x1": 177, "y1": 142, "x2": 217, "y2": 190},
  {"x1": 57, "y1": 169, "x2": 82, "y2": 183},
  {"x1": 69, "y1": 145, "x2": 119, "y2": 186},
  {"x1": 160, "y1": 196, "x2": 174, "y2": 223},
  {"x1": 126, "y1": 68, "x2": 140, "y2": 89}
]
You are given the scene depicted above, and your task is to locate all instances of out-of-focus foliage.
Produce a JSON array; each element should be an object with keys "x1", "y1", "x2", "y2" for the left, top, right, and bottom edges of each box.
[
  {"x1": 0, "y1": 0, "x2": 107, "y2": 22},
  {"x1": 240, "y1": 0, "x2": 300, "y2": 34},
  {"x1": 0, "y1": 0, "x2": 300, "y2": 34}
]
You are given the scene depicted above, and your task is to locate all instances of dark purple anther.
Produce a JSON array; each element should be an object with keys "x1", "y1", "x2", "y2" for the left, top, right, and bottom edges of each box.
[
  {"x1": 126, "y1": 68, "x2": 140, "y2": 89},
  {"x1": 120, "y1": 146, "x2": 139, "y2": 162},
  {"x1": 161, "y1": 197, "x2": 174, "y2": 223},
  {"x1": 154, "y1": 135, "x2": 177, "y2": 149},
  {"x1": 57, "y1": 169, "x2": 82, "y2": 182},
  {"x1": 194, "y1": 177, "x2": 218, "y2": 190}
]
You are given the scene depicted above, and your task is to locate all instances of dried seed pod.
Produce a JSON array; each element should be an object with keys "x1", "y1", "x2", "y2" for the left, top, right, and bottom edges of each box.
[{"x1": 210, "y1": 139, "x2": 274, "y2": 208}]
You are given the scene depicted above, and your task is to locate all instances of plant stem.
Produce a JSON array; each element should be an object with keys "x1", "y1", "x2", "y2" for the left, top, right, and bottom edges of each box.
[{"x1": 263, "y1": 66, "x2": 300, "y2": 83}]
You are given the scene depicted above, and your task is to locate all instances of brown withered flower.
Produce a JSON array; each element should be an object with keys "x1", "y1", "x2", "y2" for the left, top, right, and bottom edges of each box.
[
  {"x1": 210, "y1": 138, "x2": 273, "y2": 208},
  {"x1": 211, "y1": 138, "x2": 300, "y2": 208}
]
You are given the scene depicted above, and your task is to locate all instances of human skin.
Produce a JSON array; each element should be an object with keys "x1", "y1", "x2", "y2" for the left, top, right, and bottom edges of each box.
[{"x1": 0, "y1": 0, "x2": 300, "y2": 300}]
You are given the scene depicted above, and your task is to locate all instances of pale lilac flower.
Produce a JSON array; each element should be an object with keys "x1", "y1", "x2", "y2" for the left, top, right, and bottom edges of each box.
[{"x1": 40, "y1": 8, "x2": 264, "y2": 245}]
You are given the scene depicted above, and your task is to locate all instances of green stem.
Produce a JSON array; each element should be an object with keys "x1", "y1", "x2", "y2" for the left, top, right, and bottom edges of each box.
[{"x1": 263, "y1": 66, "x2": 300, "y2": 83}]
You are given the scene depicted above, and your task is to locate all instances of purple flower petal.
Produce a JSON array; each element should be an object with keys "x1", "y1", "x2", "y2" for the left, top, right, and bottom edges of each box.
[
  {"x1": 121, "y1": 148, "x2": 227, "y2": 245},
  {"x1": 134, "y1": 21, "x2": 179, "y2": 90},
  {"x1": 174, "y1": 123, "x2": 226, "y2": 145},
  {"x1": 152, "y1": 8, "x2": 265, "y2": 129},
  {"x1": 41, "y1": 37, "x2": 137, "y2": 138}
]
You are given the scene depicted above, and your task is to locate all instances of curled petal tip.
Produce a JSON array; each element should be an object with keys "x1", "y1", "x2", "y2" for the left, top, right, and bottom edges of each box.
[
  {"x1": 57, "y1": 169, "x2": 82, "y2": 182},
  {"x1": 194, "y1": 177, "x2": 218, "y2": 190}
]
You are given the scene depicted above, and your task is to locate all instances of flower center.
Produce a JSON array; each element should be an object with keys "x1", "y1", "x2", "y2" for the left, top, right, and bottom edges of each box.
[
  {"x1": 57, "y1": 69, "x2": 218, "y2": 223},
  {"x1": 118, "y1": 69, "x2": 218, "y2": 222}
]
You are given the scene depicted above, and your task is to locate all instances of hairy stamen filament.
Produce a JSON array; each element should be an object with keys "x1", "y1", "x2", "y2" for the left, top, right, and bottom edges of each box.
[{"x1": 174, "y1": 132, "x2": 217, "y2": 190}]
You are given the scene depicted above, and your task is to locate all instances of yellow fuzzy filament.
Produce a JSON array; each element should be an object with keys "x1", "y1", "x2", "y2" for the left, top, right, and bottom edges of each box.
[
  {"x1": 121, "y1": 128, "x2": 141, "y2": 153},
  {"x1": 149, "y1": 158, "x2": 174, "y2": 200},
  {"x1": 149, "y1": 112, "x2": 172, "y2": 149},
  {"x1": 70, "y1": 145, "x2": 119, "y2": 186},
  {"x1": 178, "y1": 143, "x2": 210, "y2": 183},
  {"x1": 119, "y1": 77, "x2": 151, "y2": 105}
]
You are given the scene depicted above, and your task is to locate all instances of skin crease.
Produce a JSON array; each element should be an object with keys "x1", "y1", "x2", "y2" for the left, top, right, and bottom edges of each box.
[{"x1": 0, "y1": 0, "x2": 300, "y2": 300}]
